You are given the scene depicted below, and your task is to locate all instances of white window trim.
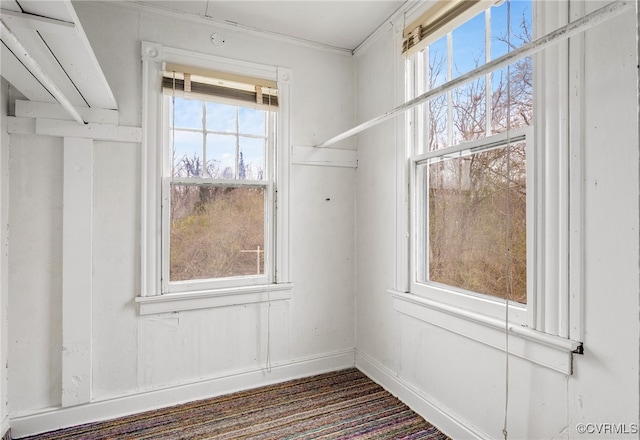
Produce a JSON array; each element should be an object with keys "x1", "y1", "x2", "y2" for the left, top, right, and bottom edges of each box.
[
  {"x1": 393, "y1": 1, "x2": 583, "y2": 373},
  {"x1": 139, "y1": 41, "x2": 292, "y2": 311}
]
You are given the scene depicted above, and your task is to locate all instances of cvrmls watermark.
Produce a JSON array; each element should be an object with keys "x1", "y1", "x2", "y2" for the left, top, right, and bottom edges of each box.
[{"x1": 576, "y1": 423, "x2": 639, "y2": 435}]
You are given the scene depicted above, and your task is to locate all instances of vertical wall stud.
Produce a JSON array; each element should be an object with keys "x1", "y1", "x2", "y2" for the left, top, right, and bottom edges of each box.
[{"x1": 61, "y1": 136, "x2": 93, "y2": 406}]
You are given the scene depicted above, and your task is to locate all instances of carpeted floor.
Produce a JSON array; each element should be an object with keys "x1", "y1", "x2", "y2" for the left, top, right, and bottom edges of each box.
[{"x1": 20, "y1": 368, "x2": 450, "y2": 440}]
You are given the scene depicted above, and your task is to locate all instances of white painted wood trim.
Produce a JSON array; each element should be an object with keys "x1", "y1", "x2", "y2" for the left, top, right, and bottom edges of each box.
[
  {"x1": 1, "y1": 416, "x2": 9, "y2": 440},
  {"x1": 0, "y1": 43, "x2": 55, "y2": 103},
  {"x1": 135, "y1": 283, "x2": 294, "y2": 315},
  {"x1": 291, "y1": 146, "x2": 357, "y2": 168},
  {"x1": 10, "y1": 349, "x2": 356, "y2": 438},
  {"x1": 15, "y1": 100, "x2": 118, "y2": 125},
  {"x1": 568, "y1": 0, "x2": 586, "y2": 343},
  {"x1": 61, "y1": 0, "x2": 118, "y2": 110},
  {"x1": 390, "y1": 290, "x2": 580, "y2": 375},
  {"x1": 355, "y1": 350, "x2": 487, "y2": 440},
  {"x1": 140, "y1": 42, "x2": 163, "y2": 297},
  {"x1": 0, "y1": 8, "x2": 75, "y2": 35},
  {"x1": 61, "y1": 137, "x2": 93, "y2": 406},
  {"x1": 7, "y1": 117, "x2": 141, "y2": 142},
  {"x1": 0, "y1": 20, "x2": 86, "y2": 123},
  {"x1": 162, "y1": 45, "x2": 279, "y2": 83},
  {"x1": 275, "y1": 67, "x2": 292, "y2": 284}
]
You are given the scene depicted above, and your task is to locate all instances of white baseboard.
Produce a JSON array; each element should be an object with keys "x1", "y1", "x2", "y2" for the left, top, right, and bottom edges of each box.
[
  {"x1": 11, "y1": 349, "x2": 356, "y2": 438},
  {"x1": 355, "y1": 349, "x2": 488, "y2": 440},
  {"x1": 1, "y1": 416, "x2": 9, "y2": 440}
]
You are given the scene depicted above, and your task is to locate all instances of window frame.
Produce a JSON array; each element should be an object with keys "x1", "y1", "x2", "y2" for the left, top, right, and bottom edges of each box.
[
  {"x1": 161, "y1": 94, "x2": 276, "y2": 293},
  {"x1": 406, "y1": 2, "x2": 535, "y2": 327},
  {"x1": 139, "y1": 42, "x2": 292, "y2": 308},
  {"x1": 392, "y1": 1, "x2": 583, "y2": 371},
  {"x1": 409, "y1": 125, "x2": 533, "y2": 326}
]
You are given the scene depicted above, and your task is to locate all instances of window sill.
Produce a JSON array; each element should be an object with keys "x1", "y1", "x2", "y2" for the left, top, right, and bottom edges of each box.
[
  {"x1": 389, "y1": 289, "x2": 582, "y2": 375},
  {"x1": 136, "y1": 283, "x2": 293, "y2": 315}
]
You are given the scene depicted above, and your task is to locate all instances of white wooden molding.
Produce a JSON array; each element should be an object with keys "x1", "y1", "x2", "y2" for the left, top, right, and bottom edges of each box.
[
  {"x1": 389, "y1": 290, "x2": 580, "y2": 375},
  {"x1": 135, "y1": 283, "x2": 294, "y2": 315},
  {"x1": 7, "y1": 116, "x2": 141, "y2": 142},
  {"x1": 10, "y1": 349, "x2": 356, "y2": 438},
  {"x1": 61, "y1": 137, "x2": 93, "y2": 407},
  {"x1": 1, "y1": 416, "x2": 9, "y2": 440},
  {"x1": 0, "y1": 8, "x2": 76, "y2": 35},
  {"x1": 0, "y1": 43, "x2": 56, "y2": 103},
  {"x1": 292, "y1": 146, "x2": 357, "y2": 168},
  {"x1": 15, "y1": 100, "x2": 118, "y2": 125}
]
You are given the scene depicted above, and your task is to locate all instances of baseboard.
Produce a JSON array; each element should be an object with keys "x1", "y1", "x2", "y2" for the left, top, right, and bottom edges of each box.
[
  {"x1": 1, "y1": 417, "x2": 10, "y2": 440},
  {"x1": 11, "y1": 349, "x2": 356, "y2": 438},
  {"x1": 355, "y1": 349, "x2": 488, "y2": 440}
]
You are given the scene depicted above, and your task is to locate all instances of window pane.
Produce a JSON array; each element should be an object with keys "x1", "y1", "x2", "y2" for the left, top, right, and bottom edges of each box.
[
  {"x1": 239, "y1": 137, "x2": 265, "y2": 180},
  {"x1": 426, "y1": 143, "x2": 526, "y2": 303},
  {"x1": 172, "y1": 97, "x2": 203, "y2": 130},
  {"x1": 427, "y1": 95, "x2": 448, "y2": 151},
  {"x1": 490, "y1": 58, "x2": 533, "y2": 134},
  {"x1": 238, "y1": 107, "x2": 266, "y2": 136},
  {"x1": 173, "y1": 130, "x2": 203, "y2": 177},
  {"x1": 491, "y1": 0, "x2": 532, "y2": 60},
  {"x1": 452, "y1": 11, "x2": 485, "y2": 78},
  {"x1": 428, "y1": 36, "x2": 447, "y2": 89},
  {"x1": 452, "y1": 76, "x2": 486, "y2": 144},
  {"x1": 170, "y1": 185, "x2": 265, "y2": 281},
  {"x1": 206, "y1": 134, "x2": 236, "y2": 179},
  {"x1": 206, "y1": 101, "x2": 236, "y2": 133}
]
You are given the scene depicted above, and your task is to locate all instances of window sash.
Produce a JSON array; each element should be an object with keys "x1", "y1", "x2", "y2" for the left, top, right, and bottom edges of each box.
[
  {"x1": 163, "y1": 181, "x2": 273, "y2": 294},
  {"x1": 410, "y1": 126, "x2": 533, "y2": 326},
  {"x1": 161, "y1": 94, "x2": 276, "y2": 293}
]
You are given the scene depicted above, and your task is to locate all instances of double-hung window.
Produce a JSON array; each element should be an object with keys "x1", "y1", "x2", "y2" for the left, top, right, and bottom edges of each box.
[
  {"x1": 139, "y1": 42, "x2": 292, "y2": 312},
  {"x1": 399, "y1": 0, "x2": 582, "y2": 368},
  {"x1": 408, "y1": 0, "x2": 533, "y2": 322},
  {"x1": 162, "y1": 68, "x2": 277, "y2": 293}
]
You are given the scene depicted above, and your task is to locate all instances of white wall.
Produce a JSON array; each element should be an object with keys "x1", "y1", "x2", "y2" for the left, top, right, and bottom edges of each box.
[
  {"x1": 355, "y1": 2, "x2": 638, "y2": 439},
  {"x1": 7, "y1": 0, "x2": 356, "y2": 428},
  {"x1": 5, "y1": 0, "x2": 637, "y2": 438}
]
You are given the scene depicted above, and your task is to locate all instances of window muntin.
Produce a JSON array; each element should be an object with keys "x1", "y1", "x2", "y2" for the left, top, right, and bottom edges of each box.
[
  {"x1": 410, "y1": 1, "x2": 532, "y2": 308},
  {"x1": 163, "y1": 90, "x2": 276, "y2": 293}
]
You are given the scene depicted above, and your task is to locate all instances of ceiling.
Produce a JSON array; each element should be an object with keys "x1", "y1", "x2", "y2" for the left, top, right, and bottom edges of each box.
[
  {"x1": 0, "y1": 0, "x2": 411, "y2": 120},
  {"x1": 133, "y1": 0, "x2": 409, "y2": 51},
  {"x1": 0, "y1": 0, "x2": 117, "y2": 113}
]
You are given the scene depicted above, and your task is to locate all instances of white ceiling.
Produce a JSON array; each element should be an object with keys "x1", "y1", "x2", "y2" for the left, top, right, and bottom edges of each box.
[
  {"x1": 0, "y1": 0, "x2": 118, "y2": 110},
  {"x1": 133, "y1": 0, "x2": 408, "y2": 51}
]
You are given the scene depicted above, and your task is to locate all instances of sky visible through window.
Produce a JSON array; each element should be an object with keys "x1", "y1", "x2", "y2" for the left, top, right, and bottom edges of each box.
[
  {"x1": 429, "y1": 0, "x2": 532, "y2": 87},
  {"x1": 170, "y1": 96, "x2": 267, "y2": 180}
]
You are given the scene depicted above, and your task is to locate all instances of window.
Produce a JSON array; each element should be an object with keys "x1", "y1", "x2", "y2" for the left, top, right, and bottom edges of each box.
[
  {"x1": 162, "y1": 71, "x2": 277, "y2": 293},
  {"x1": 395, "y1": 0, "x2": 584, "y2": 372},
  {"x1": 139, "y1": 43, "x2": 292, "y2": 311},
  {"x1": 408, "y1": 0, "x2": 533, "y2": 323}
]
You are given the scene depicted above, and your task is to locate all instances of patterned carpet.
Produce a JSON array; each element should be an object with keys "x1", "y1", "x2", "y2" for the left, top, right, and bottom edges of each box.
[{"x1": 20, "y1": 368, "x2": 450, "y2": 440}]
